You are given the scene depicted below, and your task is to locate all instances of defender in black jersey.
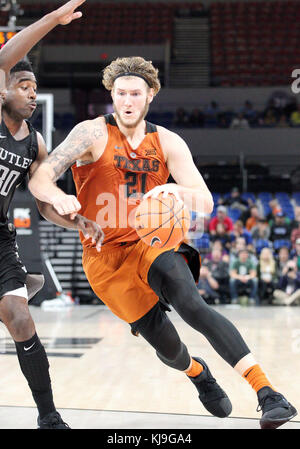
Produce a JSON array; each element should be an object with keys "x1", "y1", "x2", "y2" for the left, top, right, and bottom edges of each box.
[{"x1": 0, "y1": 0, "x2": 101, "y2": 430}]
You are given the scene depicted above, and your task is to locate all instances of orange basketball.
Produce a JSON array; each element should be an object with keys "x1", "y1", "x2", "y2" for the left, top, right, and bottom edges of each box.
[{"x1": 134, "y1": 193, "x2": 190, "y2": 248}]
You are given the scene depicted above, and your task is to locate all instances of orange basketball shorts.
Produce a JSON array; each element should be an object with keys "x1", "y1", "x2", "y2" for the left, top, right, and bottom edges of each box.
[{"x1": 82, "y1": 240, "x2": 172, "y2": 323}]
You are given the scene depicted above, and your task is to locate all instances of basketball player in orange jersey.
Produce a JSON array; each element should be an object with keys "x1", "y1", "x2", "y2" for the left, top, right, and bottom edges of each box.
[
  {"x1": 0, "y1": 0, "x2": 103, "y2": 429},
  {"x1": 29, "y1": 56, "x2": 297, "y2": 429}
]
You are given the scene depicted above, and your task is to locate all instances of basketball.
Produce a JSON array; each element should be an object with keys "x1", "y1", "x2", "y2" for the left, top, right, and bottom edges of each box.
[{"x1": 134, "y1": 193, "x2": 190, "y2": 248}]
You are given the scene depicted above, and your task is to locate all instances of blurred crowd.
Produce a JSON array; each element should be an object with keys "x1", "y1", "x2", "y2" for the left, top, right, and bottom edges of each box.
[
  {"x1": 173, "y1": 91, "x2": 300, "y2": 129},
  {"x1": 188, "y1": 187, "x2": 300, "y2": 307}
]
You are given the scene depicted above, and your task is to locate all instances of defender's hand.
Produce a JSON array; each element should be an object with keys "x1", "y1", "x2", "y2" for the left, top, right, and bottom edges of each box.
[
  {"x1": 76, "y1": 215, "x2": 104, "y2": 252},
  {"x1": 54, "y1": 0, "x2": 86, "y2": 26}
]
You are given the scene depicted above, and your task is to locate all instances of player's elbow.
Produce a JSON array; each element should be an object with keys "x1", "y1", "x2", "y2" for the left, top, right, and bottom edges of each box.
[
  {"x1": 28, "y1": 175, "x2": 39, "y2": 197},
  {"x1": 28, "y1": 165, "x2": 52, "y2": 195},
  {"x1": 28, "y1": 168, "x2": 45, "y2": 196}
]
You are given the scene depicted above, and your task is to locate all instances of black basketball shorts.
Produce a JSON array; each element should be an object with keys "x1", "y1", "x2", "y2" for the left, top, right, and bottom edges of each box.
[{"x1": 0, "y1": 222, "x2": 27, "y2": 300}]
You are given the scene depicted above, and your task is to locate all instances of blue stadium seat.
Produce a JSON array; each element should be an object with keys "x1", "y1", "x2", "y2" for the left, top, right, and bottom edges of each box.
[
  {"x1": 228, "y1": 208, "x2": 241, "y2": 222},
  {"x1": 255, "y1": 239, "x2": 272, "y2": 254},
  {"x1": 241, "y1": 192, "x2": 256, "y2": 203},
  {"x1": 258, "y1": 192, "x2": 273, "y2": 201},
  {"x1": 292, "y1": 192, "x2": 300, "y2": 205},
  {"x1": 212, "y1": 193, "x2": 221, "y2": 203},
  {"x1": 194, "y1": 234, "x2": 210, "y2": 251},
  {"x1": 273, "y1": 240, "x2": 291, "y2": 251}
]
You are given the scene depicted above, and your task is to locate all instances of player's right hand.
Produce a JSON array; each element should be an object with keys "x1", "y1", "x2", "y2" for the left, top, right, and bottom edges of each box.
[
  {"x1": 51, "y1": 193, "x2": 81, "y2": 219},
  {"x1": 54, "y1": 0, "x2": 86, "y2": 26}
]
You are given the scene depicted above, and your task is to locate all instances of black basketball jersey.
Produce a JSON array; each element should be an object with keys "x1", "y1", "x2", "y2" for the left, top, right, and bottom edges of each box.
[{"x1": 0, "y1": 119, "x2": 38, "y2": 224}]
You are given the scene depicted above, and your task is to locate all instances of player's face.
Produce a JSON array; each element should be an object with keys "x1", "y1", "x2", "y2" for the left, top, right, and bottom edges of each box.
[
  {"x1": 4, "y1": 71, "x2": 37, "y2": 120},
  {"x1": 112, "y1": 77, "x2": 153, "y2": 129}
]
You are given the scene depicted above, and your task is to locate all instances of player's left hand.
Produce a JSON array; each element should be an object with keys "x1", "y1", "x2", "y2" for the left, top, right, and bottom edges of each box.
[
  {"x1": 143, "y1": 183, "x2": 183, "y2": 203},
  {"x1": 75, "y1": 214, "x2": 104, "y2": 252},
  {"x1": 55, "y1": 0, "x2": 86, "y2": 26}
]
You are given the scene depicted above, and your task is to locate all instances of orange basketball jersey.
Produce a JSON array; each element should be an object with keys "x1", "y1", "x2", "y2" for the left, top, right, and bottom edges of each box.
[{"x1": 72, "y1": 114, "x2": 169, "y2": 249}]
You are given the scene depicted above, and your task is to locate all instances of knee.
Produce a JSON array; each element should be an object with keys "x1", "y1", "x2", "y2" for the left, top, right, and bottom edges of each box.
[
  {"x1": 10, "y1": 311, "x2": 32, "y2": 335},
  {"x1": 248, "y1": 278, "x2": 258, "y2": 286},
  {"x1": 161, "y1": 334, "x2": 184, "y2": 362},
  {"x1": 0, "y1": 300, "x2": 34, "y2": 340}
]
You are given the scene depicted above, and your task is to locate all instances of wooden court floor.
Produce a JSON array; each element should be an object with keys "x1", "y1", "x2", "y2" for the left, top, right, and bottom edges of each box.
[{"x1": 0, "y1": 304, "x2": 299, "y2": 429}]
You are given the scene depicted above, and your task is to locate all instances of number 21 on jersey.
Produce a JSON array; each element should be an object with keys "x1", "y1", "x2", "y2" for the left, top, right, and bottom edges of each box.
[{"x1": 124, "y1": 172, "x2": 147, "y2": 198}]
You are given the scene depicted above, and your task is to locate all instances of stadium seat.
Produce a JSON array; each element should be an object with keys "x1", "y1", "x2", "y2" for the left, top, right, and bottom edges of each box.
[
  {"x1": 273, "y1": 240, "x2": 292, "y2": 251},
  {"x1": 255, "y1": 239, "x2": 272, "y2": 254},
  {"x1": 228, "y1": 209, "x2": 241, "y2": 222},
  {"x1": 210, "y1": 0, "x2": 300, "y2": 86},
  {"x1": 194, "y1": 234, "x2": 210, "y2": 252},
  {"x1": 34, "y1": 1, "x2": 191, "y2": 44}
]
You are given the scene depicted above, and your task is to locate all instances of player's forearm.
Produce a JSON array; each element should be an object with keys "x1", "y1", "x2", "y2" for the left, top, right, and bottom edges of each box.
[
  {"x1": 28, "y1": 168, "x2": 64, "y2": 204},
  {"x1": 36, "y1": 200, "x2": 79, "y2": 230},
  {"x1": 178, "y1": 185, "x2": 214, "y2": 214},
  {"x1": 0, "y1": 11, "x2": 59, "y2": 72}
]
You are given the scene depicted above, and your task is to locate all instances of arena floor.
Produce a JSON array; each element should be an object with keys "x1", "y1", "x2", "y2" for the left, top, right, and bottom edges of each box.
[{"x1": 0, "y1": 304, "x2": 299, "y2": 430}]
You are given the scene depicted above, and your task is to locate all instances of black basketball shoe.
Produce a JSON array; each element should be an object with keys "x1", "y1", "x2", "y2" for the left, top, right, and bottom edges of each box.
[
  {"x1": 257, "y1": 386, "x2": 297, "y2": 429},
  {"x1": 37, "y1": 411, "x2": 70, "y2": 429},
  {"x1": 188, "y1": 357, "x2": 232, "y2": 418}
]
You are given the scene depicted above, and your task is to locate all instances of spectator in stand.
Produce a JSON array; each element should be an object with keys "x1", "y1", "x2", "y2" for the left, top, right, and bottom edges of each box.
[
  {"x1": 204, "y1": 248, "x2": 230, "y2": 304},
  {"x1": 273, "y1": 258, "x2": 300, "y2": 306},
  {"x1": 291, "y1": 223, "x2": 300, "y2": 248},
  {"x1": 229, "y1": 249, "x2": 259, "y2": 305},
  {"x1": 276, "y1": 246, "x2": 290, "y2": 279},
  {"x1": 230, "y1": 113, "x2": 250, "y2": 129},
  {"x1": 218, "y1": 187, "x2": 251, "y2": 214},
  {"x1": 204, "y1": 101, "x2": 220, "y2": 127},
  {"x1": 262, "y1": 108, "x2": 277, "y2": 127},
  {"x1": 174, "y1": 107, "x2": 189, "y2": 127},
  {"x1": 240, "y1": 100, "x2": 258, "y2": 126},
  {"x1": 257, "y1": 247, "x2": 277, "y2": 304},
  {"x1": 189, "y1": 108, "x2": 204, "y2": 128},
  {"x1": 204, "y1": 240, "x2": 229, "y2": 263},
  {"x1": 267, "y1": 199, "x2": 282, "y2": 223},
  {"x1": 197, "y1": 265, "x2": 220, "y2": 305},
  {"x1": 230, "y1": 220, "x2": 253, "y2": 247},
  {"x1": 209, "y1": 205, "x2": 234, "y2": 236},
  {"x1": 229, "y1": 236, "x2": 258, "y2": 269},
  {"x1": 210, "y1": 222, "x2": 232, "y2": 251},
  {"x1": 251, "y1": 218, "x2": 271, "y2": 244},
  {"x1": 290, "y1": 104, "x2": 300, "y2": 127},
  {"x1": 269, "y1": 212, "x2": 291, "y2": 242},
  {"x1": 290, "y1": 206, "x2": 300, "y2": 231},
  {"x1": 291, "y1": 238, "x2": 300, "y2": 270},
  {"x1": 246, "y1": 205, "x2": 261, "y2": 231},
  {"x1": 277, "y1": 114, "x2": 290, "y2": 128},
  {"x1": 267, "y1": 90, "x2": 297, "y2": 121}
]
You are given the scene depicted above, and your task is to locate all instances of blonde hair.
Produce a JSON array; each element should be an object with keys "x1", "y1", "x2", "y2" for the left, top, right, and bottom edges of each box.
[
  {"x1": 102, "y1": 56, "x2": 161, "y2": 96},
  {"x1": 259, "y1": 247, "x2": 276, "y2": 275}
]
